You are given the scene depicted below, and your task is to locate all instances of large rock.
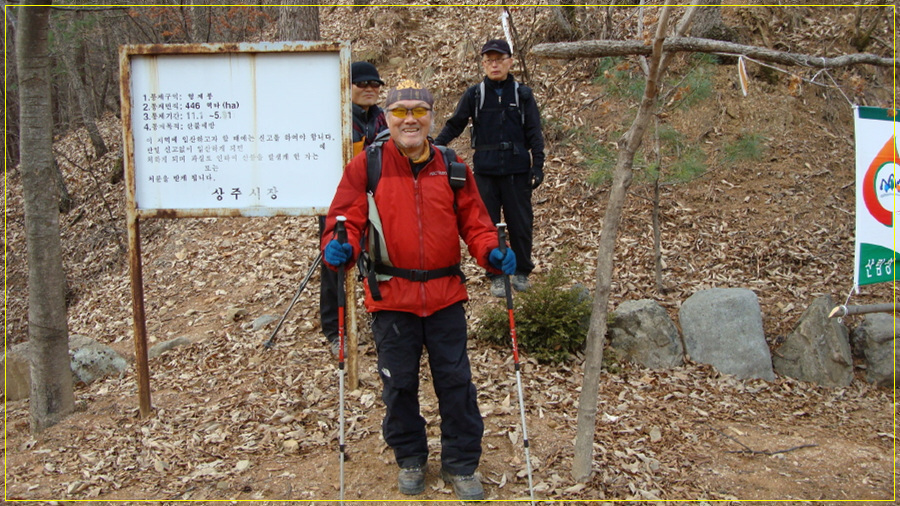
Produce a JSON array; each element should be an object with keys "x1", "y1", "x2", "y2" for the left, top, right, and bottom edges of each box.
[
  {"x1": 1, "y1": 335, "x2": 129, "y2": 400},
  {"x1": 68, "y1": 334, "x2": 130, "y2": 385},
  {"x1": 679, "y1": 288, "x2": 775, "y2": 381},
  {"x1": 609, "y1": 299, "x2": 683, "y2": 369},
  {"x1": 853, "y1": 312, "x2": 898, "y2": 388},
  {"x1": 772, "y1": 296, "x2": 853, "y2": 387},
  {"x1": 1, "y1": 342, "x2": 32, "y2": 401},
  {"x1": 249, "y1": 314, "x2": 279, "y2": 332},
  {"x1": 149, "y1": 336, "x2": 194, "y2": 359}
]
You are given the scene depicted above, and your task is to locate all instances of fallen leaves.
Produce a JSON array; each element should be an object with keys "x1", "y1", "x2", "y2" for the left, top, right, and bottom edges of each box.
[{"x1": 4, "y1": 4, "x2": 896, "y2": 503}]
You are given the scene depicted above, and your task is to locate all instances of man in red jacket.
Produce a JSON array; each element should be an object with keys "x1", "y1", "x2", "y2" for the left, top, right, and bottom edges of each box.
[{"x1": 321, "y1": 80, "x2": 516, "y2": 501}]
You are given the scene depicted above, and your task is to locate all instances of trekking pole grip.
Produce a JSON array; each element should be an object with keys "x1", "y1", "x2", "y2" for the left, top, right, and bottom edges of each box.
[
  {"x1": 496, "y1": 222, "x2": 516, "y2": 309},
  {"x1": 497, "y1": 222, "x2": 507, "y2": 255},
  {"x1": 336, "y1": 215, "x2": 348, "y2": 245}
]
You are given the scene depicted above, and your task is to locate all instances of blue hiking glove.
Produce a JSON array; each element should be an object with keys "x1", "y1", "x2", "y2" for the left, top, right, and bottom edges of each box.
[
  {"x1": 324, "y1": 240, "x2": 353, "y2": 267},
  {"x1": 489, "y1": 248, "x2": 517, "y2": 275}
]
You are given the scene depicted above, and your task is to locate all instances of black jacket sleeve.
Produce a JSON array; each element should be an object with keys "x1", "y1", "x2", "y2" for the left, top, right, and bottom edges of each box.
[
  {"x1": 434, "y1": 86, "x2": 475, "y2": 147},
  {"x1": 522, "y1": 86, "x2": 545, "y2": 172}
]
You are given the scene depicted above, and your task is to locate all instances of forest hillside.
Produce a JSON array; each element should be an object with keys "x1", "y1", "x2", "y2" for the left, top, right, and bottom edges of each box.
[{"x1": 4, "y1": 3, "x2": 897, "y2": 503}]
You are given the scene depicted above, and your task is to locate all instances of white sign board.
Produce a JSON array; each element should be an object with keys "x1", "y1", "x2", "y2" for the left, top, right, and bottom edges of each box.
[
  {"x1": 121, "y1": 42, "x2": 350, "y2": 217},
  {"x1": 853, "y1": 106, "x2": 898, "y2": 287}
]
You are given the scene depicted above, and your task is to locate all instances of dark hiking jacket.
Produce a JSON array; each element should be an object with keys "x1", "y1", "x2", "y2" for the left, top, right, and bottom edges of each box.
[{"x1": 435, "y1": 75, "x2": 544, "y2": 177}]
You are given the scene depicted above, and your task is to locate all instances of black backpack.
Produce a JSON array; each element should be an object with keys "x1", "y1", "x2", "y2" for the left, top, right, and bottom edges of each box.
[
  {"x1": 358, "y1": 132, "x2": 467, "y2": 300},
  {"x1": 473, "y1": 80, "x2": 526, "y2": 125},
  {"x1": 365, "y1": 130, "x2": 466, "y2": 194},
  {"x1": 470, "y1": 81, "x2": 528, "y2": 149}
]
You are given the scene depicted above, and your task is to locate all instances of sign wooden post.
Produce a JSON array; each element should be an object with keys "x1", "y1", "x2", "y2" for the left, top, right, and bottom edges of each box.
[{"x1": 120, "y1": 41, "x2": 354, "y2": 416}]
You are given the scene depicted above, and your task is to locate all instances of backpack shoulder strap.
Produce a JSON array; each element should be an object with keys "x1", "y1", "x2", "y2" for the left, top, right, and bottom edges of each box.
[
  {"x1": 435, "y1": 145, "x2": 466, "y2": 190},
  {"x1": 514, "y1": 81, "x2": 526, "y2": 125},
  {"x1": 365, "y1": 144, "x2": 381, "y2": 194},
  {"x1": 365, "y1": 130, "x2": 391, "y2": 194},
  {"x1": 371, "y1": 128, "x2": 391, "y2": 145},
  {"x1": 474, "y1": 82, "x2": 485, "y2": 122}
]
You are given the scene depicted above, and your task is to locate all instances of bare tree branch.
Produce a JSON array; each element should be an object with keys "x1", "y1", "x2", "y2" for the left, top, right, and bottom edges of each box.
[
  {"x1": 714, "y1": 428, "x2": 818, "y2": 456},
  {"x1": 571, "y1": 2, "x2": 678, "y2": 485},
  {"x1": 532, "y1": 36, "x2": 898, "y2": 68}
]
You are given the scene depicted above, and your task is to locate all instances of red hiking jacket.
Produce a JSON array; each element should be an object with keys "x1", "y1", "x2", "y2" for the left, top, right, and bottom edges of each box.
[{"x1": 322, "y1": 139, "x2": 500, "y2": 317}]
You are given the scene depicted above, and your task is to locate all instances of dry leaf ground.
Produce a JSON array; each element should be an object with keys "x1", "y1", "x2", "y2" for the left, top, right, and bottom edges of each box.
[{"x1": 4, "y1": 5, "x2": 896, "y2": 504}]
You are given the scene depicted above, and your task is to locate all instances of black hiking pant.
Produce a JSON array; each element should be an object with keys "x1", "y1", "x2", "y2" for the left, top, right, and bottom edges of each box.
[
  {"x1": 371, "y1": 302, "x2": 483, "y2": 475},
  {"x1": 474, "y1": 172, "x2": 534, "y2": 277}
]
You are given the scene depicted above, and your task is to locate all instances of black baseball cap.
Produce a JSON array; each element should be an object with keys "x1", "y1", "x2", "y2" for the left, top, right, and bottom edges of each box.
[
  {"x1": 481, "y1": 39, "x2": 511, "y2": 55},
  {"x1": 351, "y1": 61, "x2": 384, "y2": 85}
]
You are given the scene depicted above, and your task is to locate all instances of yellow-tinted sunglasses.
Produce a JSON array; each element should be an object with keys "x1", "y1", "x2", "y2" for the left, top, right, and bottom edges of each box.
[{"x1": 387, "y1": 106, "x2": 431, "y2": 119}]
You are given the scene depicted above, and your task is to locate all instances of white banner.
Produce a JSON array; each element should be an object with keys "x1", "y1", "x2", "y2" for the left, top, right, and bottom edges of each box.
[
  {"x1": 121, "y1": 42, "x2": 351, "y2": 218},
  {"x1": 853, "y1": 106, "x2": 898, "y2": 287}
]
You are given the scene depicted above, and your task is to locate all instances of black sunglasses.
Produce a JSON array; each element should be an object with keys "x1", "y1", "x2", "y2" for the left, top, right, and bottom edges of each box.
[{"x1": 354, "y1": 80, "x2": 382, "y2": 89}]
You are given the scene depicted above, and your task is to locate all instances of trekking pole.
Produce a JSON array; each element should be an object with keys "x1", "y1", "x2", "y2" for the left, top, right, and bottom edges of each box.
[
  {"x1": 260, "y1": 251, "x2": 322, "y2": 350},
  {"x1": 497, "y1": 223, "x2": 536, "y2": 505},
  {"x1": 335, "y1": 215, "x2": 348, "y2": 502}
]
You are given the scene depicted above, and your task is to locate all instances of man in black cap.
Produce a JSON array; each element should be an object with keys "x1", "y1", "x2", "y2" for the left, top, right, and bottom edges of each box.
[
  {"x1": 320, "y1": 62, "x2": 389, "y2": 356},
  {"x1": 350, "y1": 61, "x2": 388, "y2": 154},
  {"x1": 435, "y1": 39, "x2": 545, "y2": 299}
]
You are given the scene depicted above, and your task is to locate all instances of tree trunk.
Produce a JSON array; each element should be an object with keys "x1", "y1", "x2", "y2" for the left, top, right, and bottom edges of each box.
[
  {"x1": 652, "y1": 175, "x2": 663, "y2": 293},
  {"x1": 550, "y1": 5, "x2": 577, "y2": 40},
  {"x1": 3, "y1": 19, "x2": 20, "y2": 169},
  {"x1": 190, "y1": 3, "x2": 211, "y2": 43},
  {"x1": 503, "y1": 8, "x2": 529, "y2": 84},
  {"x1": 17, "y1": 1, "x2": 75, "y2": 433},
  {"x1": 850, "y1": 4, "x2": 884, "y2": 52},
  {"x1": 690, "y1": 1, "x2": 736, "y2": 42},
  {"x1": 351, "y1": 0, "x2": 370, "y2": 12},
  {"x1": 601, "y1": 2, "x2": 618, "y2": 39},
  {"x1": 53, "y1": 158, "x2": 73, "y2": 214},
  {"x1": 277, "y1": 0, "x2": 320, "y2": 41},
  {"x1": 571, "y1": 3, "x2": 685, "y2": 482},
  {"x1": 61, "y1": 41, "x2": 108, "y2": 158},
  {"x1": 651, "y1": 119, "x2": 664, "y2": 293}
]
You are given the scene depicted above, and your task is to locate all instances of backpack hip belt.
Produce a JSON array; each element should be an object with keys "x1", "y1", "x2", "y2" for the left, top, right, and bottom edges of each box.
[
  {"x1": 374, "y1": 263, "x2": 466, "y2": 283},
  {"x1": 474, "y1": 141, "x2": 521, "y2": 152}
]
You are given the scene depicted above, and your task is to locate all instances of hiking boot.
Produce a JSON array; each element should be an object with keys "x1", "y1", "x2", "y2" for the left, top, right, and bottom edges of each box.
[
  {"x1": 329, "y1": 340, "x2": 340, "y2": 358},
  {"x1": 512, "y1": 273, "x2": 531, "y2": 292},
  {"x1": 490, "y1": 277, "x2": 506, "y2": 298},
  {"x1": 398, "y1": 466, "x2": 426, "y2": 495},
  {"x1": 441, "y1": 469, "x2": 484, "y2": 501}
]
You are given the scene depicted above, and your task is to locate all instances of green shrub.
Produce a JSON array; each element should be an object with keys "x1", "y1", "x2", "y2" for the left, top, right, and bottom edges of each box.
[
  {"x1": 649, "y1": 125, "x2": 708, "y2": 184},
  {"x1": 585, "y1": 140, "x2": 617, "y2": 186},
  {"x1": 669, "y1": 148, "x2": 707, "y2": 182},
  {"x1": 594, "y1": 57, "x2": 645, "y2": 101},
  {"x1": 473, "y1": 267, "x2": 592, "y2": 363},
  {"x1": 668, "y1": 63, "x2": 714, "y2": 110},
  {"x1": 724, "y1": 133, "x2": 767, "y2": 163}
]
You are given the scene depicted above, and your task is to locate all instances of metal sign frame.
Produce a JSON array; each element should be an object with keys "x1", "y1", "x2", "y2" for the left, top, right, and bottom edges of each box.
[{"x1": 119, "y1": 42, "x2": 355, "y2": 416}]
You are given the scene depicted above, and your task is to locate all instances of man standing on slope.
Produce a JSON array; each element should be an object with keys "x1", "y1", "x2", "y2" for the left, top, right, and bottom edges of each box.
[
  {"x1": 321, "y1": 80, "x2": 516, "y2": 501},
  {"x1": 435, "y1": 39, "x2": 545, "y2": 297}
]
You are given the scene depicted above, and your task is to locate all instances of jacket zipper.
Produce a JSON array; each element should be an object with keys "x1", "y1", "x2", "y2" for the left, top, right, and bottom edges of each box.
[{"x1": 414, "y1": 161, "x2": 428, "y2": 316}]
